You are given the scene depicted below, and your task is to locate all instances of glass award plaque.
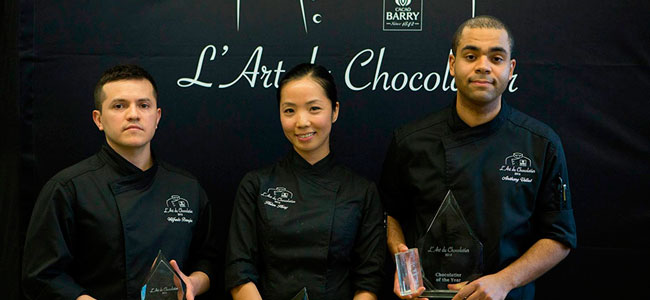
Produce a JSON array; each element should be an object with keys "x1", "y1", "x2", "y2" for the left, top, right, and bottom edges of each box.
[
  {"x1": 395, "y1": 248, "x2": 424, "y2": 296},
  {"x1": 290, "y1": 287, "x2": 309, "y2": 300},
  {"x1": 141, "y1": 250, "x2": 186, "y2": 300},
  {"x1": 417, "y1": 190, "x2": 483, "y2": 299}
]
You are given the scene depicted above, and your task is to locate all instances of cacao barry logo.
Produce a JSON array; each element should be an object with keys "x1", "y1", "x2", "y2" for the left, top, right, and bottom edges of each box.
[{"x1": 395, "y1": 0, "x2": 411, "y2": 6}]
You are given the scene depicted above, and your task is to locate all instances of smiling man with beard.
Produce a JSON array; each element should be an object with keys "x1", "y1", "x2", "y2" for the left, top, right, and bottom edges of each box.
[{"x1": 380, "y1": 16, "x2": 577, "y2": 300}]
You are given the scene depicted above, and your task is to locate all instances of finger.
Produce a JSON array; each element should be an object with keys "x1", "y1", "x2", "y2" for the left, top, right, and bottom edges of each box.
[
  {"x1": 169, "y1": 260, "x2": 187, "y2": 278},
  {"x1": 447, "y1": 281, "x2": 469, "y2": 291},
  {"x1": 398, "y1": 244, "x2": 409, "y2": 252},
  {"x1": 414, "y1": 286, "x2": 429, "y2": 300},
  {"x1": 451, "y1": 282, "x2": 474, "y2": 300}
]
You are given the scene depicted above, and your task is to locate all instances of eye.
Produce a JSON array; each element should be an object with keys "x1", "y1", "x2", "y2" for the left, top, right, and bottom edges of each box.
[
  {"x1": 464, "y1": 54, "x2": 476, "y2": 61},
  {"x1": 283, "y1": 108, "x2": 295, "y2": 114},
  {"x1": 140, "y1": 103, "x2": 151, "y2": 109},
  {"x1": 492, "y1": 56, "x2": 504, "y2": 63},
  {"x1": 309, "y1": 106, "x2": 322, "y2": 112},
  {"x1": 113, "y1": 103, "x2": 124, "y2": 109}
]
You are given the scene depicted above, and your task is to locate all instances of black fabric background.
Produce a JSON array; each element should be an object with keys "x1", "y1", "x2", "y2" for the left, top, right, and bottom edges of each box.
[{"x1": 1, "y1": 1, "x2": 648, "y2": 299}]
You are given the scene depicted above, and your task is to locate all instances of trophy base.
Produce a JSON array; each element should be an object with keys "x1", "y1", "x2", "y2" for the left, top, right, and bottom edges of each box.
[{"x1": 420, "y1": 289, "x2": 458, "y2": 299}]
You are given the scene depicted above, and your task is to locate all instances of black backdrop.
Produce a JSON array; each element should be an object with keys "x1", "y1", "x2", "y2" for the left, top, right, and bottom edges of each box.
[{"x1": 2, "y1": 1, "x2": 649, "y2": 299}]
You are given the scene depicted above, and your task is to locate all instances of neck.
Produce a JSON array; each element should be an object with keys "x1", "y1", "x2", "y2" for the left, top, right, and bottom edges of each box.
[
  {"x1": 106, "y1": 140, "x2": 154, "y2": 171},
  {"x1": 455, "y1": 95, "x2": 502, "y2": 127},
  {"x1": 295, "y1": 147, "x2": 330, "y2": 166}
]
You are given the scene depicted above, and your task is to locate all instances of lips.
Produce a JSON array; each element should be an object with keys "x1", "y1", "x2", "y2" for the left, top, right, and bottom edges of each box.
[
  {"x1": 469, "y1": 77, "x2": 494, "y2": 85},
  {"x1": 296, "y1": 132, "x2": 315, "y2": 141},
  {"x1": 123, "y1": 124, "x2": 143, "y2": 131}
]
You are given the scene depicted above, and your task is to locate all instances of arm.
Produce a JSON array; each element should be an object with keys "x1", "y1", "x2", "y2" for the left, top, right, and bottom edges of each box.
[
  {"x1": 353, "y1": 290, "x2": 378, "y2": 300},
  {"x1": 23, "y1": 180, "x2": 88, "y2": 299},
  {"x1": 224, "y1": 173, "x2": 262, "y2": 296},
  {"x1": 182, "y1": 187, "x2": 217, "y2": 297},
  {"x1": 387, "y1": 216, "x2": 426, "y2": 299},
  {"x1": 450, "y1": 238, "x2": 570, "y2": 300},
  {"x1": 231, "y1": 282, "x2": 263, "y2": 300},
  {"x1": 351, "y1": 183, "x2": 386, "y2": 297}
]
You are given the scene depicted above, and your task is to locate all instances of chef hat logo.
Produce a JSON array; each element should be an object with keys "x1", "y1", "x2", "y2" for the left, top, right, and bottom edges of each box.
[
  {"x1": 167, "y1": 194, "x2": 189, "y2": 209},
  {"x1": 395, "y1": 0, "x2": 411, "y2": 7}
]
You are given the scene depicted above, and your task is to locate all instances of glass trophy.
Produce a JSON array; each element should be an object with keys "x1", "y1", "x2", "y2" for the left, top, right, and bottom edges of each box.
[
  {"x1": 141, "y1": 250, "x2": 186, "y2": 300},
  {"x1": 290, "y1": 287, "x2": 309, "y2": 300},
  {"x1": 395, "y1": 248, "x2": 424, "y2": 296},
  {"x1": 417, "y1": 190, "x2": 483, "y2": 299}
]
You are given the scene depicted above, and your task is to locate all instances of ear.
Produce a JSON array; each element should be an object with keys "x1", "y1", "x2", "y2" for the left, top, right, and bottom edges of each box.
[
  {"x1": 155, "y1": 107, "x2": 162, "y2": 129},
  {"x1": 92, "y1": 110, "x2": 104, "y2": 131},
  {"x1": 331, "y1": 102, "x2": 340, "y2": 123},
  {"x1": 508, "y1": 58, "x2": 517, "y2": 80},
  {"x1": 449, "y1": 53, "x2": 456, "y2": 77}
]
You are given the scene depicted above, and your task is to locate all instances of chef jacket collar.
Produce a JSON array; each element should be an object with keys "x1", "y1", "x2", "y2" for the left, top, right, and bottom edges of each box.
[
  {"x1": 448, "y1": 98, "x2": 510, "y2": 136},
  {"x1": 99, "y1": 143, "x2": 158, "y2": 194},
  {"x1": 288, "y1": 148, "x2": 335, "y2": 175}
]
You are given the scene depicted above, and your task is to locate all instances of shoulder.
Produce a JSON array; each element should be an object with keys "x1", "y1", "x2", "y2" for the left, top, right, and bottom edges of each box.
[
  {"x1": 392, "y1": 106, "x2": 450, "y2": 145},
  {"x1": 48, "y1": 153, "x2": 106, "y2": 185},
  {"x1": 333, "y1": 163, "x2": 377, "y2": 190},
  {"x1": 506, "y1": 106, "x2": 564, "y2": 147},
  {"x1": 158, "y1": 161, "x2": 201, "y2": 183}
]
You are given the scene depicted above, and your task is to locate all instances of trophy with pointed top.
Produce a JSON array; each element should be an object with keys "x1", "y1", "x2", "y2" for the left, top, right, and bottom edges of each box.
[
  {"x1": 417, "y1": 190, "x2": 484, "y2": 299},
  {"x1": 290, "y1": 287, "x2": 309, "y2": 300},
  {"x1": 141, "y1": 250, "x2": 186, "y2": 300}
]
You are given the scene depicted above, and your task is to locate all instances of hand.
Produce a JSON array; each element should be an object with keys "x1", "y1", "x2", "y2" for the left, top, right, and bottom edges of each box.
[
  {"x1": 450, "y1": 274, "x2": 511, "y2": 300},
  {"x1": 170, "y1": 260, "x2": 198, "y2": 300},
  {"x1": 392, "y1": 244, "x2": 428, "y2": 300}
]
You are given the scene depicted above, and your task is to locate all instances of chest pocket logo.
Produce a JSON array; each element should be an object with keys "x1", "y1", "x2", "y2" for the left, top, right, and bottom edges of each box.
[
  {"x1": 164, "y1": 194, "x2": 194, "y2": 224},
  {"x1": 499, "y1": 152, "x2": 536, "y2": 184},
  {"x1": 261, "y1": 187, "x2": 296, "y2": 210}
]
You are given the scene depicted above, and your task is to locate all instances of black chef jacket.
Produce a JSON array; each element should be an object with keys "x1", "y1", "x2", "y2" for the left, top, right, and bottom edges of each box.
[
  {"x1": 23, "y1": 144, "x2": 215, "y2": 300},
  {"x1": 380, "y1": 100, "x2": 577, "y2": 300},
  {"x1": 225, "y1": 150, "x2": 385, "y2": 300}
]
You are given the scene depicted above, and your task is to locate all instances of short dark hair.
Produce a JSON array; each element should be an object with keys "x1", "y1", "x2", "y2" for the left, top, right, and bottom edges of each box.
[
  {"x1": 451, "y1": 15, "x2": 515, "y2": 56},
  {"x1": 93, "y1": 64, "x2": 158, "y2": 110},
  {"x1": 276, "y1": 63, "x2": 338, "y2": 109}
]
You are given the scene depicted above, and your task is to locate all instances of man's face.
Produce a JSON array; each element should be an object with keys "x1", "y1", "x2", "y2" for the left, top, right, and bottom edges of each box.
[
  {"x1": 92, "y1": 79, "x2": 161, "y2": 153},
  {"x1": 450, "y1": 27, "x2": 516, "y2": 106}
]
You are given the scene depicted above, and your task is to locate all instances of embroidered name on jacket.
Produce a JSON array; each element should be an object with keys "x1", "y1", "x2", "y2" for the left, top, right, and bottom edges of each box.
[
  {"x1": 164, "y1": 194, "x2": 194, "y2": 224},
  {"x1": 261, "y1": 187, "x2": 295, "y2": 210},
  {"x1": 499, "y1": 152, "x2": 537, "y2": 184}
]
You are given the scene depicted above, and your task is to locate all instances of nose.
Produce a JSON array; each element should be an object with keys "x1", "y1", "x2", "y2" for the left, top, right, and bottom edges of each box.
[
  {"x1": 126, "y1": 104, "x2": 140, "y2": 121},
  {"x1": 475, "y1": 55, "x2": 491, "y2": 74},
  {"x1": 296, "y1": 111, "x2": 310, "y2": 128}
]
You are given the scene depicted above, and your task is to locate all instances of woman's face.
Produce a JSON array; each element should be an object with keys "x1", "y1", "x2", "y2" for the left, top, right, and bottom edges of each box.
[{"x1": 279, "y1": 76, "x2": 339, "y2": 164}]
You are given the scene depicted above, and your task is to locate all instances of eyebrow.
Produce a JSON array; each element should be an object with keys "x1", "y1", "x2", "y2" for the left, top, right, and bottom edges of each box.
[
  {"x1": 281, "y1": 99, "x2": 325, "y2": 106},
  {"x1": 461, "y1": 45, "x2": 508, "y2": 54},
  {"x1": 110, "y1": 98, "x2": 152, "y2": 102}
]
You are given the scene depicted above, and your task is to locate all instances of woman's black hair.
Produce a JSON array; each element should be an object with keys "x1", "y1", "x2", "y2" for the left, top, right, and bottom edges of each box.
[{"x1": 276, "y1": 63, "x2": 338, "y2": 109}]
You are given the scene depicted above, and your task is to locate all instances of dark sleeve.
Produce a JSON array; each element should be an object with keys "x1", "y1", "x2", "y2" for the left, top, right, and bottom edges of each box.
[
  {"x1": 533, "y1": 139, "x2": 577, "y2": 248},
  {"x1": 378, "y1": 131, "x2": 410, "y2": 221},
  {"x1": 22, "y1": 180, "x2": 87, "y2": 300},
  {"x1": 186, "y1": 186, "x2": 218, "y2": 282},
  {"x1": 352, "y1": 182, "x2": 386, "y2": 295},
  {"x1": 224, "y1": 172, "x2": 261, "y2": 292}
]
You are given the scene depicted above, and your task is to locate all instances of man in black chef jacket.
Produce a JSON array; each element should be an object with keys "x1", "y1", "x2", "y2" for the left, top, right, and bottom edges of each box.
[
  {"x1": 380, "y1": 16, "x2": 577, "y2": 300},
  {"x1": 23, "y1": 64, "x2": 215, "y2": 300}
]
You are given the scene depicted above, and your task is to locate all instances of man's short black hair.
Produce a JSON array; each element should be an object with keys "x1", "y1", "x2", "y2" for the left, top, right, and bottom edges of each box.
[
  {"x1": 451, "y1": 15, "x2": 515, "y2": 56},
  {"x1": 93, "y1": 64, "x2": 158, "y2": 110}
]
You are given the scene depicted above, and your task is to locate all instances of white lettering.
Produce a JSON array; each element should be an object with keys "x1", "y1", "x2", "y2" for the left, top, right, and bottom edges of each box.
[
  {"x1": 177, "y1": 45, "x2": 217, "y2": 88},
  {"x1": 345, "y1": 48, "x2": 374, "y2": 91}
]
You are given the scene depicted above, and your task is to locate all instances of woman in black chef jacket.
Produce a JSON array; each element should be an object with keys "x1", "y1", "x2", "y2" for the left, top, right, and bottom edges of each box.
[{"x1": 225, "y1": 63, "x2": 385, "y2": 300}]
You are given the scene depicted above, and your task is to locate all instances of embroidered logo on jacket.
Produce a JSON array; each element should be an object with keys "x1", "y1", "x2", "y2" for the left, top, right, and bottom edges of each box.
[
  {"x1": 499, "y1": 152, "x2": 536, "y2": 184},
  {"x1": 261, "y1": 187, "x2": 295, "y2": 210},
  {"x1": 164, "y1": 195, "x2": 194, "y2": 224}
]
